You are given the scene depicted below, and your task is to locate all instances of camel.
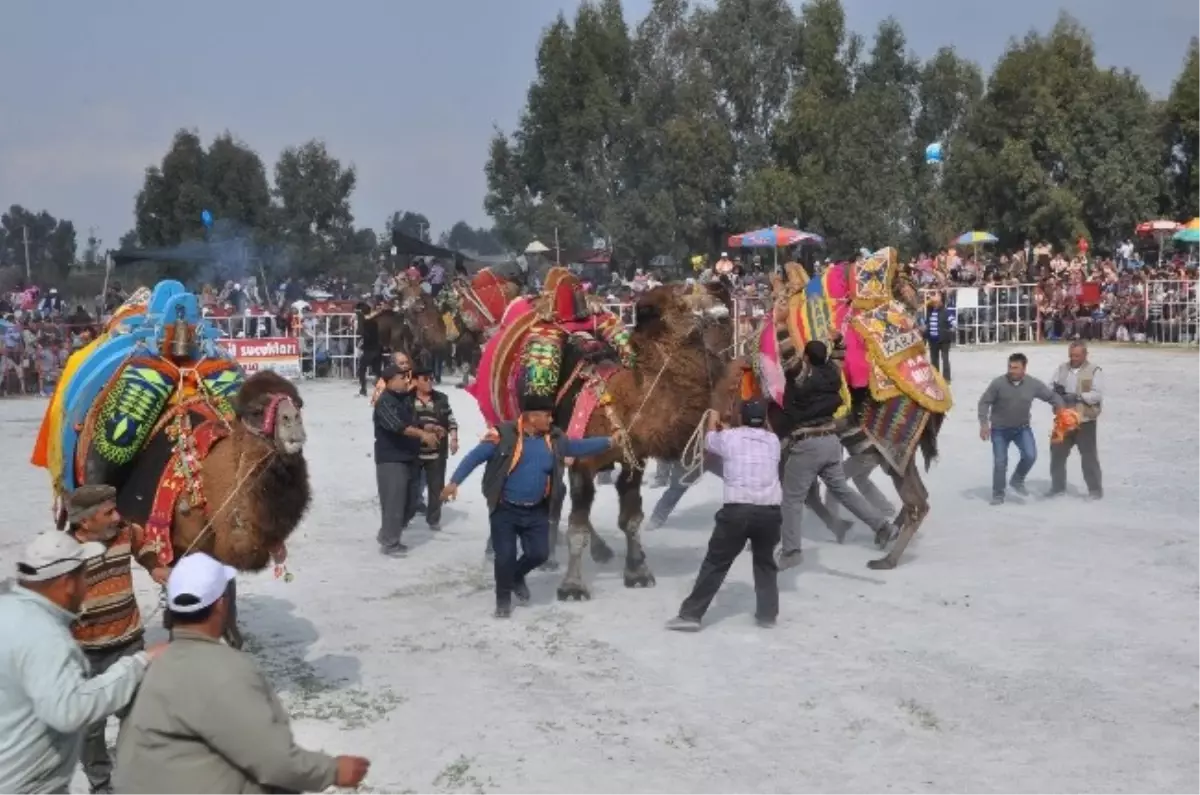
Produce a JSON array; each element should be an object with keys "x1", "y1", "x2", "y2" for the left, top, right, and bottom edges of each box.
[
  {"x1": 34, "y1": 282, "x2": 312, "y2": 648},
  {"x1": 549, "y1": 287, "x2": 739, "y2": 600},
  {"x1": 734, "y1": 256, "x2": 950, "y2": 570}
]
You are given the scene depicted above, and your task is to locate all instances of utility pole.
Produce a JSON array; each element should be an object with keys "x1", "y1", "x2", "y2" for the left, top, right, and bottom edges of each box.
[{"x1": 22, "y1": 226, "x2": 31, "y2": 283}]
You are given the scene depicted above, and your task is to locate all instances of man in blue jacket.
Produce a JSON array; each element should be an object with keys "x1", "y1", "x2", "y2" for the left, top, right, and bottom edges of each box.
[{"x1": 442, "y1": 394, "x2": 618, "y2": 618}]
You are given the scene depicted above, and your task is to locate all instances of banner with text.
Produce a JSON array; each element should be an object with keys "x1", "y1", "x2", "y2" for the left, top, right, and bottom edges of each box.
[{"x1": 219, "y1": 337, "x2": 302, "y2": 379}]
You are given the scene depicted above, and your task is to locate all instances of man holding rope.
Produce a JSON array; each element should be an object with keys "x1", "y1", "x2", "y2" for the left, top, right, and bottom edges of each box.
[{"x1": 65, "y1": 485, "x2": 168, "y2": 794}]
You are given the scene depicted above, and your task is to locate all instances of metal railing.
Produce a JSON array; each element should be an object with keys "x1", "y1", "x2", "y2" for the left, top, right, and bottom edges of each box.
[{"x1": 298, "y1": 313, "x2": 358, "y2": 379}]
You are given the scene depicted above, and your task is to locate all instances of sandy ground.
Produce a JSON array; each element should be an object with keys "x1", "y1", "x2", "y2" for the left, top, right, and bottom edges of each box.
[{"x1": 1, "y1": 345, "x2": 1196, "y2": 793}]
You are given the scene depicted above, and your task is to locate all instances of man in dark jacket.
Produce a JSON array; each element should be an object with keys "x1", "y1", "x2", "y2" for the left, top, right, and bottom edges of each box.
[
  {"x1": 924, "y1": 291, "x2": 953, "y2": 382},
  {"x1": 373, "y1": 365, "x2": 438, "y2": 557},
  {"x1": 777, "y1": 341, "x2": 896, "y2": 570},
  {"x1": 441, "y1": 394, "x2": 617, "y2": 618}
]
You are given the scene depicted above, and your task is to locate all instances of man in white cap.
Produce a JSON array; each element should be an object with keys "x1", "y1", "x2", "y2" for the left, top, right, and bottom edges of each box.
[
  {"x1": 115, "y1": 553, "x2": 370, "y2": 794},
  {"x1": 0, "y1": 532, "x2": 160, "y2": 794}
]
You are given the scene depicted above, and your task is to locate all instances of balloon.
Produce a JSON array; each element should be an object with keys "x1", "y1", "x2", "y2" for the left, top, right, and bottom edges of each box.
[
  {"x1": 924, "y1": 142, "x2": 943, "y2": 164},
  {"x1": 201, "y1": 209, "x2": 213, "y2": 228}
]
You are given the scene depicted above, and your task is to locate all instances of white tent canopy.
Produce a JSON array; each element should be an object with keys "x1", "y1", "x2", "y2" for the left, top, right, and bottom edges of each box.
[{"x1": 524, "y1": 240, "x2": 550, "y2": 254}]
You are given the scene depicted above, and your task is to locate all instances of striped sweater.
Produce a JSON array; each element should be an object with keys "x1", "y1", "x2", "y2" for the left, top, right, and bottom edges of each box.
[{"x1": 71, "y1": 526, "x2": 146, "y2": 651}]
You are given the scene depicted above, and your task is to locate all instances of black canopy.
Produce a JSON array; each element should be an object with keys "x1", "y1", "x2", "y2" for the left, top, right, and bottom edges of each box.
[{"x1": 391, "y1": 230, "x2": 460, "y2": 259}]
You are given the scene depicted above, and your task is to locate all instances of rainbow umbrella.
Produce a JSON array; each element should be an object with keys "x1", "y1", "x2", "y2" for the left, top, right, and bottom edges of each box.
[
  {"x1": 1173, "y1": 218, "x2": 1199, "y2": 244},
  {"x1": 953, "y1": 231, "x2": 998, "y2": 246},
  {"x1": 952, "y1": 231, "x2": 998, "y2": 263},
  {"x1": 728, "y1": 226, "x2": 823, "y2": 269}
]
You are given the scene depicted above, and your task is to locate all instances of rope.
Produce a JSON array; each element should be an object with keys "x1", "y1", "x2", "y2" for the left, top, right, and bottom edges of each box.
[
  {"x1": 141, "y1": 445, "x2": 273, "y2": 625},
  {"x1": 678, "y1": 411, "x2": 711, "y2": 483}
]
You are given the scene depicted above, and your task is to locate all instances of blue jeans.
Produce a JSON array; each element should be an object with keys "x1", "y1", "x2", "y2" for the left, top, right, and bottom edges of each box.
[
  {"x1": 991, "y1": 426, "x2": 1037, "y2": 497},
  {"x1": 650, "y1": 459, "x2": 723, "y2": 525},
  {"x1": 490, "y1": 502, "x2": 550, "y2": 606}
]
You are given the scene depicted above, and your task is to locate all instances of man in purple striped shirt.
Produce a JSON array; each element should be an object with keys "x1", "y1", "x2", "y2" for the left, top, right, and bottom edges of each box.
[{"x1": 667, "y1": 399, "x2": 782, "y2": 632}]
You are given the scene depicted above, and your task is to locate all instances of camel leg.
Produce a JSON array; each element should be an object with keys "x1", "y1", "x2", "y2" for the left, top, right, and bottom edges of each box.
[
  {"x1": 868, "y1": 459, "x2": 929, "y2": 571},
  {"x1": 616, "y1": 466, "x2": 655, "y2": 589},
  {"x1": 540, "y1": 479, "x2": 564, "y2": 572},
  {"x1": 220, "y1": 579, "x2": 244, "y2": 649},
  {"x1": 557, "y1": 467, "x2": 595, "y2": 601}
]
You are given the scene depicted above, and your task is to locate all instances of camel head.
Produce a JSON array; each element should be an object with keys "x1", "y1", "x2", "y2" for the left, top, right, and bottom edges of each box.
[{"x1": 234, "y1": 370, "x2": 307, "y2": 455}]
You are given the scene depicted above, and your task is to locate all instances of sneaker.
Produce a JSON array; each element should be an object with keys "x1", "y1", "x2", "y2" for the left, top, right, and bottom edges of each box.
[
  {"x1": 831, "y1": 518, "x2": 854, "y2": 543},
  {"x1": 645, "y1": 516, "x2": 665, "y2": 532},
  {"x1": 990, "y1": 495, "x2": 1005, "y2": 506},
  {"x1": 428, "y1": 523, "x2": 441, "y2": 532},
  {"x1": 513, "y1": 582, "x2": 531, "y2": 605},
  {"x1": 777, "y1": 550, "x2": 803, "y2": 571},
  {"x1": 1087, "y1": 490, "x2": 1104, "y2": 501},
  {"x1": 1009, "y1": 480, "x2": 1028, "y2": 496},
  {"x1": 755, "y1": 616, "x2": 776, "y2": 629},
  {"x1": 380, "y1": 543, "x2": 409, "y2": 558},
  {"x1": 1044, "y1": 489, "x2": 1066, "y2": 499},
  {"x1": 494, "y1": 603, "x2": 513, "y2": 619},
  {"x1": 665, "y1": 616, "x2": 701, "y2": 632}
]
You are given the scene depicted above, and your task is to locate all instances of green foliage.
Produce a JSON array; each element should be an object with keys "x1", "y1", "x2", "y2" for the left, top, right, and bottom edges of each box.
[
  {"x1": 0, "y1": 205, "x2": 77, "y2": 283},
  {"x1": 487, "y1": 0, "x2": 1196, "y2": 260}
]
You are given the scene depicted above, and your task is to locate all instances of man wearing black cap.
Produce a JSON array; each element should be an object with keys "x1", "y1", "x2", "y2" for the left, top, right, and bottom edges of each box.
[
  {"x1": 373, "y1": 365, "x2": 440, "y2": 557},
  {"x1": 777, "y1": 340, "x2": 896, "y2": 570},
  {"x1": 442, "y1": 394, "x2": 619, "y2": 618},
  {"x1": 667, "y1": 399, "x2": 783, "y2": 631}
]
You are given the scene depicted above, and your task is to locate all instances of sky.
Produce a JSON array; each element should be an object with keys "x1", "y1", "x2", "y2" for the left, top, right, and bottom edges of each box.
[{"x1": 1, "y1": 0, "x2": 1196, "y2": 250}]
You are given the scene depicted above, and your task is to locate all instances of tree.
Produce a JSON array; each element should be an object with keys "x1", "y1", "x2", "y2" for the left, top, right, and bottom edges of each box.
[
  {"x1": 439, "y1": 221, "x2": 506, "y2": 255},
  {"x1": 388, "y1": 211, "x2": 432, "y2": 243},
  {"x1": 1162, "y1": 38, "x2": 1199, "y2": 218},
  {"x1": 134, "y1": 129, "x2": 273, "y2": 247},
  {"x1": 0, "y1": 205, "x2": 77, "y2": 282},
  {"x1": 273, "y1": 139, "x2": 357, "y2": 250}
]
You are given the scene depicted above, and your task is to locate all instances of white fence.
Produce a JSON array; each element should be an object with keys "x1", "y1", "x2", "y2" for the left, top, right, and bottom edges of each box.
[{"x1": 298, "y1": 312, "x2": 358, "y2": 378}]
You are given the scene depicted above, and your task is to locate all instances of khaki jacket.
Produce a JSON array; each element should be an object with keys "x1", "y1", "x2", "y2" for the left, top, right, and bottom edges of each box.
[{"x1": 114, "y1": 629, "x2": 337, "y2": 794}]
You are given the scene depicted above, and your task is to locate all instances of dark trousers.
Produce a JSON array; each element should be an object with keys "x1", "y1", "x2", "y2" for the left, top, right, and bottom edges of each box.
[
  {"x1": 82, "y1": 636, "x2": 145, "y2": 791},
  {"x1": 376, "y1": 461, "x2": 420, "y2": 549},
  {"x1": 490, "y1": 502, "x2": 550, "y2": 607},
  {"x1": 679, "y1": 503, "x2": 782, "y2": 622},
  {"x1": 1050, "y1": 420, "x2": 1102, "y2": 495},
  {"x1": 412, "y1": 456, "x2": 447, "y2": 526},
  {"x1": 928, "y1": 339, "x2": 951, "y2": 381}
]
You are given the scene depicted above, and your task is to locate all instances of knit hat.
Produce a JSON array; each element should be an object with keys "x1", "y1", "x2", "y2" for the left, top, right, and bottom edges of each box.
[
  {"x1": 740, "y1": 399, "x2": 768, "y2": 428},
  {"x1": 67, "y1": 485, "x2": 118, "y2": 525},
  {"x1": 804, "y1": 340, "x2": 828, "y2": 366},
  {"x1": 521, "y1": 394, "x2": 556, "y2": 413}
]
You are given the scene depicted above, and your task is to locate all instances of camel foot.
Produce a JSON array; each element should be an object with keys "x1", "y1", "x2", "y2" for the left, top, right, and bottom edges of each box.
[
  {"x1": 867, "y1": 556, "x2": 897, "y2": 571},
  {"x1": 874, "y1": 522, "x2": 899, "y2": 549},
  {"x1": 557, "y1": 581, "x2": 591, "y2": 601},
  {"x1": 623, "y1": 565, "x2": 656, "y2": 589},
  {"x1": 590, "y1": 536, "x2": 615, "y2": 564},
  {"x1": 539, "y1": 557, "x2": 560, "y2": 572}
]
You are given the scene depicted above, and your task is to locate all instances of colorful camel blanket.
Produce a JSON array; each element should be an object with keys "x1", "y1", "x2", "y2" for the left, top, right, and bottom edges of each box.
[
  {"x1": 781, "y1": 251, "x2": 952, "y2": 415},
  {"x1": 144, "y1": 412, "x2": 228, "y2": 566},
  {"x1": 861, "y1": 394, "x2": 930, "y2": 473}
]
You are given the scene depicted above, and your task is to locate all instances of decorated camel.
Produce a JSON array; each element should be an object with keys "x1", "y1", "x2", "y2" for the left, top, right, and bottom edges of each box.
[
  {"x1": 468, "y1": 267, "x2": 737, "y2": 600},
  {"x1": 356, "y1": 285, "x2": 452, "y2": 386},
  {"x1": 738, "y1": 249, "x2": 952, "y2": 570},
  {"x1": 31, "y1": 281, "x2": 310, "y2": 647},
  {"x1": 443, "y1": 268, "x2": 523, "y2": 386}
]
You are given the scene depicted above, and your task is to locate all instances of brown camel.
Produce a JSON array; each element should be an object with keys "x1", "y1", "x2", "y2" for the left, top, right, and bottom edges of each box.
[
  {"x1": 551, "y1": 286, "x2": 739, "y2": 601},
  {"x1": 116, "y1": 370, "x2": 311, "y2": 647}
]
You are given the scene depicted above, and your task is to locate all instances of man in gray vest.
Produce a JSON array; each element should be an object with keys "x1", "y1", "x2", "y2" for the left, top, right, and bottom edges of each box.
[{"x1": 1048, "y1": 341, "x2": 1103, "y2": 499}]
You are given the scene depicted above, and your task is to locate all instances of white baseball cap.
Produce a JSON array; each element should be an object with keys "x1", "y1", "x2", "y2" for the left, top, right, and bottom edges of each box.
[
  {"x1": 17, "y1": 532, "x2": 105, "y2": 582},
  {"x1": 166, "y1": 553, "x2": 237, "y2": 614}
]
